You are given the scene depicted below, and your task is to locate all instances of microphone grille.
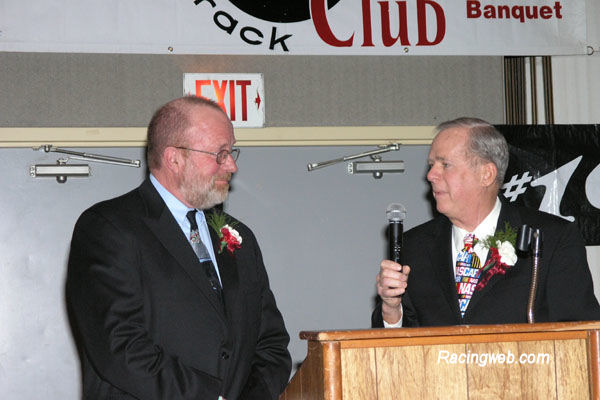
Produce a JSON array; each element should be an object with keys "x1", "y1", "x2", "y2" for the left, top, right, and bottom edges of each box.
[{"x1": 386, "y1": 203, "x2": 407, "y2": 222}]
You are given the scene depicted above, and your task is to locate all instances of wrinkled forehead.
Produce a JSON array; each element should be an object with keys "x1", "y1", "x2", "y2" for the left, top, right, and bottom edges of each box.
[
  {"x1": 185, "y1": 106, "x2": 235, "y2": 146},
  {"x1": 429, "y1": 128, "x2": 470, "y2": 158}
]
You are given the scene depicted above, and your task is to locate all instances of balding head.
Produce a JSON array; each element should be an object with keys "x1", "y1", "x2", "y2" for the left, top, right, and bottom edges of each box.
[{"x1": 146, "y1": 96, "x2": 226, "y2": 172}]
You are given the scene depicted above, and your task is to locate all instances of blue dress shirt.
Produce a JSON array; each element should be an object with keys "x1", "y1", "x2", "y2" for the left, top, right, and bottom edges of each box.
[{"x1": 149, "y1": 174, "x2": 222, "y2": 285}]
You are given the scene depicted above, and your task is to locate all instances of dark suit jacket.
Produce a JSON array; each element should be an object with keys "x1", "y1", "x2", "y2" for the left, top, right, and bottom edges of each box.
[
  {"x1": 67, "y1": 179, "x2": 291, "y2": 400},
  {"x1": 373, "y1": 201, "x2": 600, "y2": 327}
]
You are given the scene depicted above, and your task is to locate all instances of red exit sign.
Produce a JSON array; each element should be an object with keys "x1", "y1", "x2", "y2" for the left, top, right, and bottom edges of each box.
[{"x1": 184, "y1": 73, "x2": 265, "y2": 128}]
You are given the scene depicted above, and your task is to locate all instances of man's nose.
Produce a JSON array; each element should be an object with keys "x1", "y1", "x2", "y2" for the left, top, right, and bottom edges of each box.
[
  {"x1": 223, "y1": 154, "x2": 238, "y2": 173},
  {"x1": 426, "y1": 165, "x2": 438, "y2": 182}
]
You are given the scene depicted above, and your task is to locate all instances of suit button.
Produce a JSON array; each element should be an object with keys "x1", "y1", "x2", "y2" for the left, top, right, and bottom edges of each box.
[{"x1": 221, "y1": 352, "x2": 229, "y2": 360}]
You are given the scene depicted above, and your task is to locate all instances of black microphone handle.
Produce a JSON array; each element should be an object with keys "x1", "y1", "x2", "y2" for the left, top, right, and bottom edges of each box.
[{"x1": 389, "y1": 220, "x2": 403, "y2": 263}]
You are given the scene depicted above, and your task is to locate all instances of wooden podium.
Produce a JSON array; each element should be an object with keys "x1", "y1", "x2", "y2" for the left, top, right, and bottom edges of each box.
[{"x1": 279, "y1": 322, "x2": 600, "y2": 400}]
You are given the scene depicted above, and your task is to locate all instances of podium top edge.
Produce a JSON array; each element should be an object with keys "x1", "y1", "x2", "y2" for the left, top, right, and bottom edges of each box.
[{"x1": 299, "y1": 321, "x2": 600, "y2": 341}]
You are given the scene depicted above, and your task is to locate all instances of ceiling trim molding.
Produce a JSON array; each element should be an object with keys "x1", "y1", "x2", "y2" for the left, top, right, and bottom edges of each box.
[{"x1": 0, "y1": 126, "x2": 436, "y2": 147}]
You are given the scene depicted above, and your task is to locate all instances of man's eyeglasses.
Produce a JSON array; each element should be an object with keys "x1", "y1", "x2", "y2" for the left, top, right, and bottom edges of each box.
[{"x1": 174, "y1": 146, "x2": 240, "y2": 165}]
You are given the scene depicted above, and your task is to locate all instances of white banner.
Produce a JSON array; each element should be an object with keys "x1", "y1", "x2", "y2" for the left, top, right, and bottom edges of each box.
[{"x1": 0, "y1": 0, "x2": 589, "y2": 56}]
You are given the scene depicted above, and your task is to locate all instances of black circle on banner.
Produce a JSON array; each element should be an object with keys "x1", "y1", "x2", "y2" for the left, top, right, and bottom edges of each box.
[{"x1": 229, "y1": 0, "x2": 343, "y2": 23}]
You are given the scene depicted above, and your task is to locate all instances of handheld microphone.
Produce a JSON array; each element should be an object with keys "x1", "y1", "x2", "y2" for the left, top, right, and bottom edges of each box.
[{"x1": 386, "y1": 203, "x2": 407, "y2": 263}]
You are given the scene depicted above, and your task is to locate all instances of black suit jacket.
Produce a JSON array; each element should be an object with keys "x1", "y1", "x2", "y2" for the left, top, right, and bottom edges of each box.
[
  {"x1": 373, "y1": 201, "x2": 600, "y2": 327},
  {"x1": 67, "y1": 179, "x2": 291, "y2": 400}
]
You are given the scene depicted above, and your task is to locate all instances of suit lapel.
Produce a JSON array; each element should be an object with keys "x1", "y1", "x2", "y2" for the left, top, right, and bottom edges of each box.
[
  {"x1": 465, "y1": 203, "x2": 523, "y2": 316},
  {"x1": 207, "y1": 210, "x2": 240, "y2": 318},
  {"x1": 430, "y1": 218, "x2": 462, "y2": 320},
  {"x1": 138, "y1": 180, "x2": 228, "y2": 320}
]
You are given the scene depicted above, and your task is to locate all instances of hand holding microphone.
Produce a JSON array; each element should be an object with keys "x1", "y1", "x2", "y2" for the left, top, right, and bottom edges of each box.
[
  {"x1": 386, "y1": 203, "x2": 406, "y2": 263},
  {"x1": 376, "y1": 203, "x2": 410, "y2": 324}
]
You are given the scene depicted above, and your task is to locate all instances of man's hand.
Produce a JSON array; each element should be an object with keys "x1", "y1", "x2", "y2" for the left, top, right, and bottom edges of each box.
[{"x1": 376, "y1": 260, "x2": 411, "y2": 324}]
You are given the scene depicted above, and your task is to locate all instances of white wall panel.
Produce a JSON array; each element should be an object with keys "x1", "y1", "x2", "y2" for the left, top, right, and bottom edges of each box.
[{"x1": 552, "y1": 55, "x2": 600, "y2": 124}]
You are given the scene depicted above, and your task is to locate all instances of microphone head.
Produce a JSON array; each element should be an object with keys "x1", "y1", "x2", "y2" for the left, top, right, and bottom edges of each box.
[{"x1": 386, "y1": 203, "x2": 407, "y2": 222}]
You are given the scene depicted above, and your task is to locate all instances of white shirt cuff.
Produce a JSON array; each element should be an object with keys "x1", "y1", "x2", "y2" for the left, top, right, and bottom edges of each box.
[{"x1": 382, "y1": 304, "x2": 403, "y2": 328}]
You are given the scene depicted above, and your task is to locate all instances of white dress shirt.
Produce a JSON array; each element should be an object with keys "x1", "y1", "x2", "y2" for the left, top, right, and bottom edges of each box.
[{"x1": 451, "y1": 197, "x2": 502, "y2": 275}]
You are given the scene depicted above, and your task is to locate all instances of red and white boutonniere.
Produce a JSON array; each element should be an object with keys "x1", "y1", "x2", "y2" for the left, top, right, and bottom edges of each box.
[
  {"x1": 207, "y1": 211, "x2": 242, "y2": 255},
  {"x1": 474, "y1": 222, "x2": 518, "y2": 291}
]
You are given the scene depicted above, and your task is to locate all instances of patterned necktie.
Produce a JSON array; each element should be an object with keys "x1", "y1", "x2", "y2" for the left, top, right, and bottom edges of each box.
[
  {"x1": 186, "y1": 210, "x2": 223, "y2": 303},
  {"x1": 455, "y1": 233, "x2": 482, "y2": 318}
]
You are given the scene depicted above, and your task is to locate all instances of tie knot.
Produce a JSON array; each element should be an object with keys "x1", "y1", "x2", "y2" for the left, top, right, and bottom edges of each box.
[
  {"x1": 463, "y1": 233, "x2": 477, "y2": 250},
  {"x1": 186, "y1": 210, "x2": 198, "y2": 231}
]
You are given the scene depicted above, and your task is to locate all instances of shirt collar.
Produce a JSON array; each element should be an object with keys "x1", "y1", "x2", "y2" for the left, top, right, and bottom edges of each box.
[
  {"x1": 452, "y1": 197, "x2": 502, "y2": 249},
  {"x1": 149, "y1": 173, "x2": 206, "y2": 229}
]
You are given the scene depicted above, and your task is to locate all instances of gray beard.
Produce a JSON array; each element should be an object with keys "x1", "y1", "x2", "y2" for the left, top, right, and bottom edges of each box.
[{"x1": 180, "y1": 174, "x2": 229, "y2": 210}]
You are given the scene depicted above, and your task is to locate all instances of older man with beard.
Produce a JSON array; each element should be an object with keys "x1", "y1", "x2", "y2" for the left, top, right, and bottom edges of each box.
[{"x1": 66, "y1": 96, "x2": 291, "y2": 400}]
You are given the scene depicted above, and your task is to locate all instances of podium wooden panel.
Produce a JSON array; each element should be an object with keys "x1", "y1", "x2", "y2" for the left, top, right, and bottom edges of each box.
[{"x1": 280, "y1": 322, "x2": 600, "y2": 400}]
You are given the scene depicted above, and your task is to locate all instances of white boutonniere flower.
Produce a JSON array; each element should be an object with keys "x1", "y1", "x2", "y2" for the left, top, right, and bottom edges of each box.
[{"x1": 475, "y1": 222, "x2": 518, "y2": 291}]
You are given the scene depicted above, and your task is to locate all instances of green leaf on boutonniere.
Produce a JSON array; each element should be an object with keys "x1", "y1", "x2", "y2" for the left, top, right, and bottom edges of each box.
[
  {"x1": 206, "y1": 210, "x2": 238, "y2": 237},
  {"x1": 206, "y1": 210, "x2": 241, "y2": 255},
  {"x1": 477, "y1": 221, "x2": 517, "y2": 249}
]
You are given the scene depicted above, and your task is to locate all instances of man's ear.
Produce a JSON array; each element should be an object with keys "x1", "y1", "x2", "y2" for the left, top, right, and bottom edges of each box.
[
  {"x1": 163, "y1": 146, "x2": 183, "y2": 174},
  {"x1": 480, "y1": 162, "x2": 498, "y2": 187}
]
